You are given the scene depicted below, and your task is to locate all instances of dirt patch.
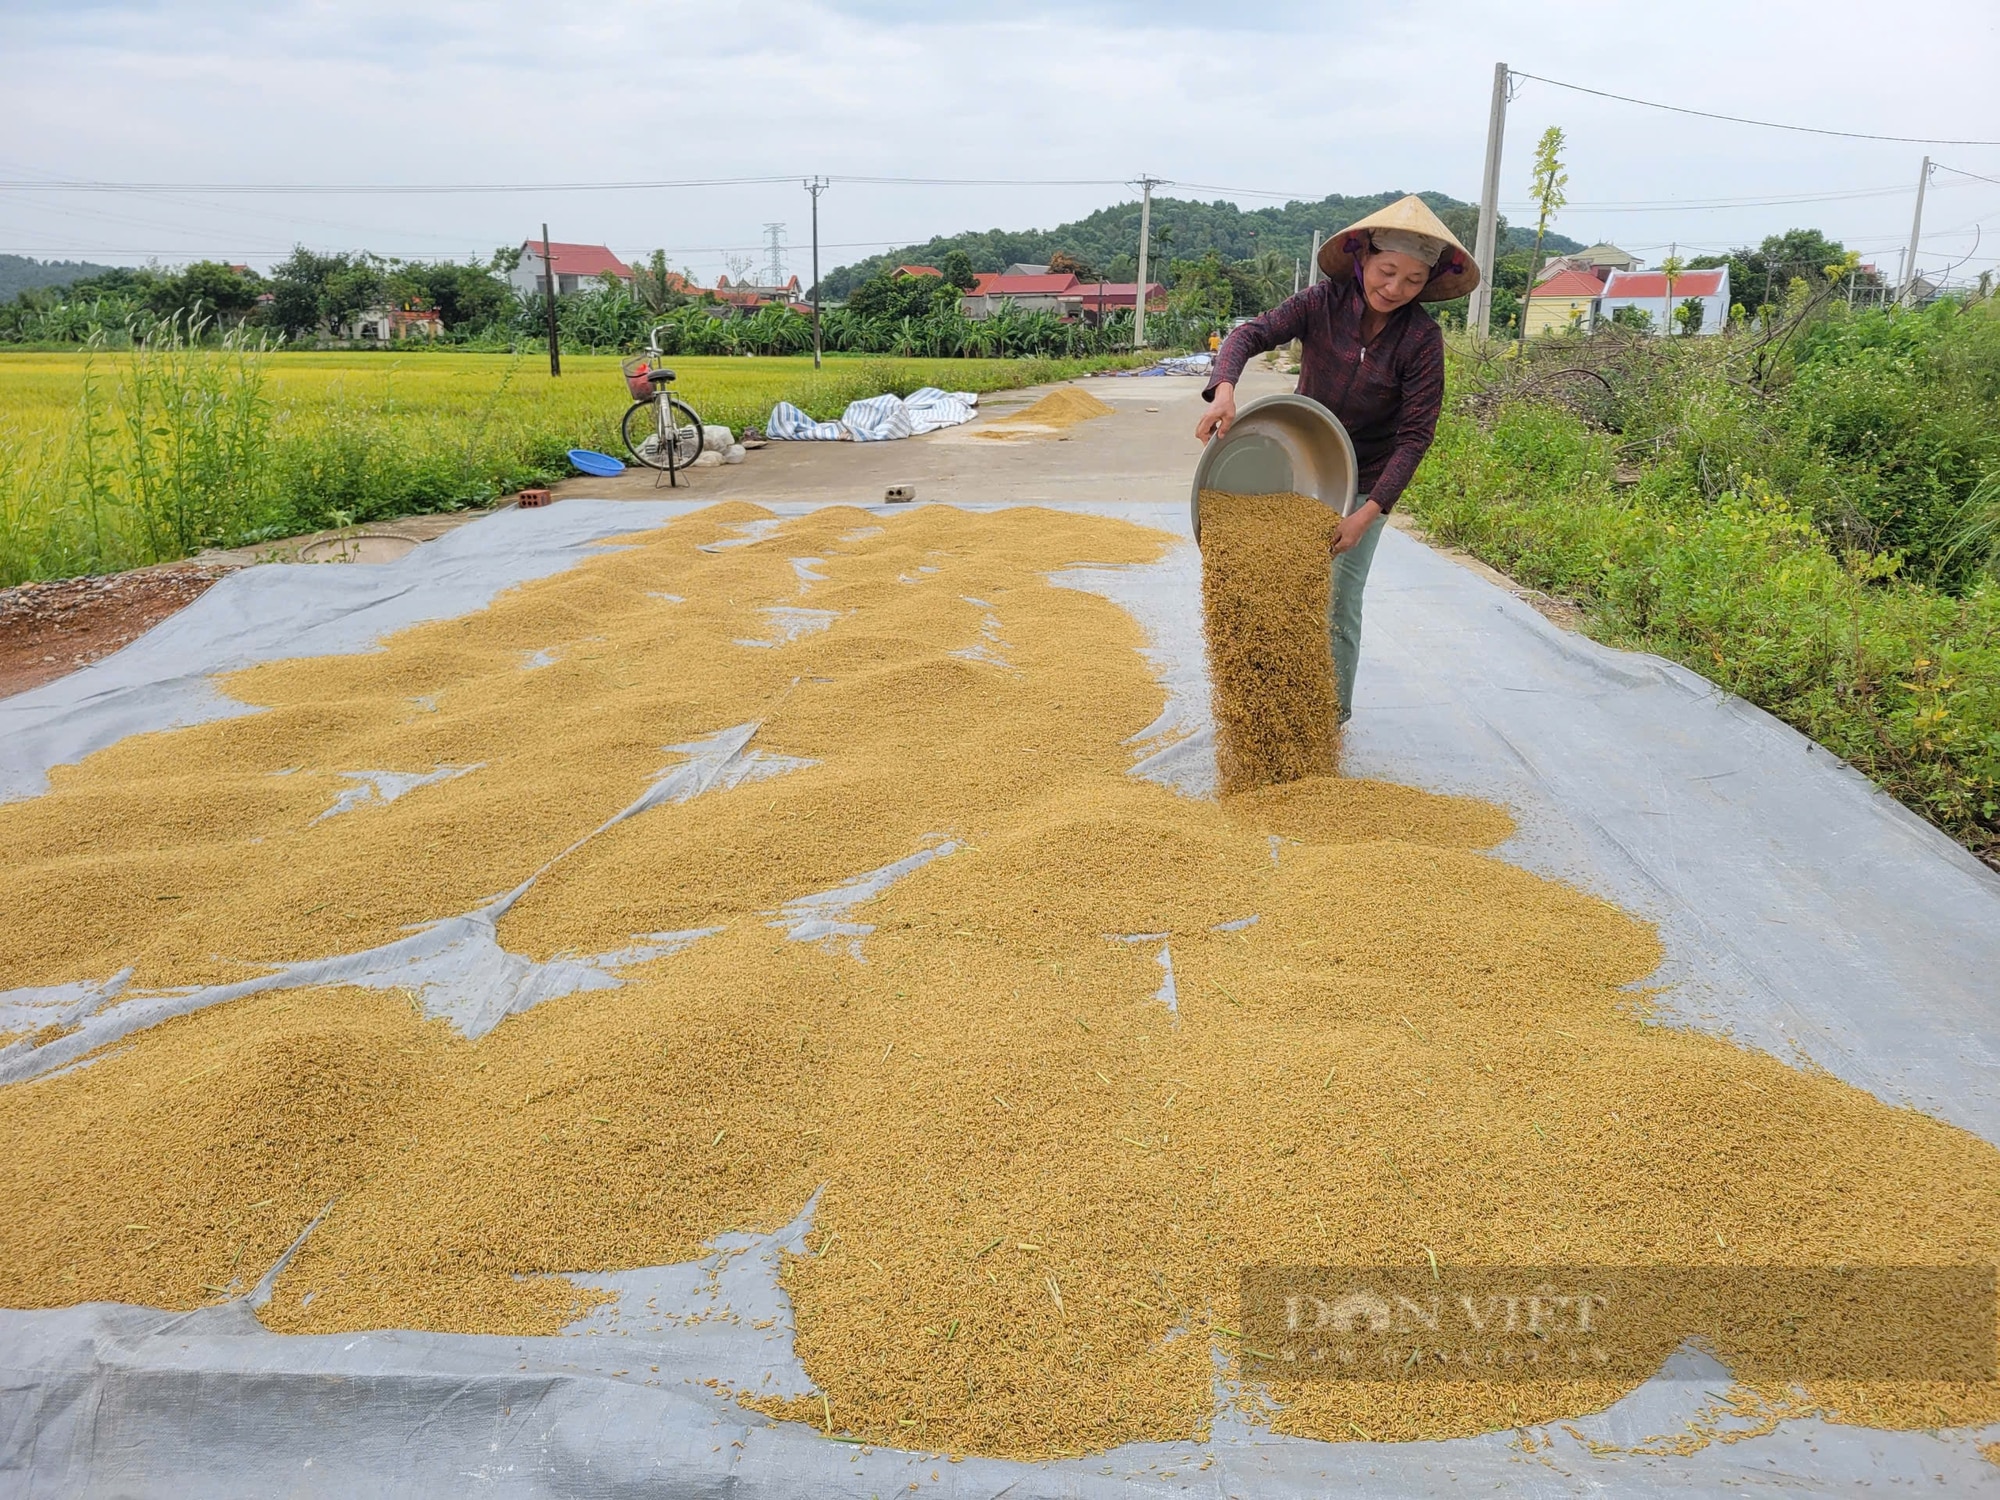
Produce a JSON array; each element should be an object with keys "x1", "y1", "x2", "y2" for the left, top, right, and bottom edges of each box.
[
  {"x1": 1198, "y1": 490, "x2": 1342, "y2": 792},
  {"x1": 0, "y1": 563, "x2": 239, "y2": 700}
]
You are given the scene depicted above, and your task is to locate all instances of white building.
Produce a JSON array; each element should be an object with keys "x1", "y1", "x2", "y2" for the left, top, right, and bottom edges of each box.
[
  {"x1": 1598, "y1": 266, "x2": 1732, "y2": 335},
  {"x1": 511, "y1": 240, "x2": 633, "y2": 299}
]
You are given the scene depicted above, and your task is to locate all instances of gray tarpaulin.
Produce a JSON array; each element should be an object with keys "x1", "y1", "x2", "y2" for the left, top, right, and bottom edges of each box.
[{"x1": 4, "y1": 499, "x2": 2000, "y2": 1497}]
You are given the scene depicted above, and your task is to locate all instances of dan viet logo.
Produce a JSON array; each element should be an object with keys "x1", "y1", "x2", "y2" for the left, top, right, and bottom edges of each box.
[
  {"x1": 1237, "y1": 1265, "x2": 1995, "y2": 1383},
  {"x1": 1260, "y1": 1277, "x2": 1614, "y2": 1377}
]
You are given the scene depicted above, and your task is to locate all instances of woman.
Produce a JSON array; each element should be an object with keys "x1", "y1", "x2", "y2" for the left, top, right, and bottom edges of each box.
[{"x1": 1195, "y1": 196, "x2": 1479, "y2": 723}]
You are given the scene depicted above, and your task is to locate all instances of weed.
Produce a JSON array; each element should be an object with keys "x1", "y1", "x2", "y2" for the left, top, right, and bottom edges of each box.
[{"x1": 1407, "y1": 317, "x2": 2000, "y2": 862}]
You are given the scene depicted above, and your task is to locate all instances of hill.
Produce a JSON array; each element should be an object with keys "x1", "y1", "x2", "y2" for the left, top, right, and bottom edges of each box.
[
  {"x1": 0, "y1": 254, "x2": 125, "y2": 302},
  {"x1": 819, "y1": 192, "x2": 1579, "y2": 298}
]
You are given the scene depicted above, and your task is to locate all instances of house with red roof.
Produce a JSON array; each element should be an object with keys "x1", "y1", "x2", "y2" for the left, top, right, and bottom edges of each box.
[
  {"x1": 1072, "y1": 281, "x2": 1166, "y2": 322},
  {"x1": 1524, "y1": 267, "x2": 1608, "y2": 336},
  {"x1": 960, "y1": 272, "x2": 1168, "y2": 322},
  {"x1": 891, "y1": 264, "x2": 941, "y2": 279},
  {"x1": 961, "y1": 272, "x2": 1087, "y2": 319},
  {"x1": 1600, "y1": 266, "x2": 1731, "y2": 335},
  {"x1": 511, "y1": 240, "x2": 634, "y2": 299},
  {"x1": 711, "y1": 274, "x2": 804, "y2": 312}
]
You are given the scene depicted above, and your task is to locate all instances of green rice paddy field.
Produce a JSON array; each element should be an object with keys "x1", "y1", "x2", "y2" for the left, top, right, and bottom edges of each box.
[{"x1": 0, "y1": 348, "x2": 1134, "y2": 585}]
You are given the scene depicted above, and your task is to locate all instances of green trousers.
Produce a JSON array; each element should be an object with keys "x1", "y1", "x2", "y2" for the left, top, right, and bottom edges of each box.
[{"x1": 1329, "y1": 507, "x2": 1386, "y2": 723}]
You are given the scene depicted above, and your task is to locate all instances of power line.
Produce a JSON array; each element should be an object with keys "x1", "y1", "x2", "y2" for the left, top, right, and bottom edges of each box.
[
  {"x1": 1498, "y1": 185, "x2": 1928, "y2": 214},
  {"x1": 0, "y1": 172, "x2": 1135, "y2": 195},
  {"x1": 1512, "y1": 71, "x2": 2000, "y2": 147},
  {"x1": 829, "y1": 175, "x2": 1129, "y2": 188},
  {"x1": 1935, "y1": 163, "x2": 2000, "y2": 190},
  {"x1": 0, "y1": 168, "x2": 1971, "y2": 219},
  {"x1": 1137, "y1": 178, "x2": 1933, "y2": 214},
  {"x1": 0, "y1": 174, "x2": 800, "y2": 195},
  {"x1": 0, "y1": 236, "x2": 939, "y2": 260}
]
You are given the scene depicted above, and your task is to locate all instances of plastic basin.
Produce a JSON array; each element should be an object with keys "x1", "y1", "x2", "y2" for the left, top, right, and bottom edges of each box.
[
  {"x1": 568, "y1": 448, "x2": 627, "y2": 477},
  {"x1": 1189, "y1": 394, "x2": 1359, "y2": 542}
]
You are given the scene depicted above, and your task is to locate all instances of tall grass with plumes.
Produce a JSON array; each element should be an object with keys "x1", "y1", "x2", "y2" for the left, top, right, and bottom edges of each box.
[
  {"x1": 2, "y1": 322, "x2": 284, "y2": 581},
  {"x1": 0, "y1": 344, "x2": 1147, "y2": 585}
]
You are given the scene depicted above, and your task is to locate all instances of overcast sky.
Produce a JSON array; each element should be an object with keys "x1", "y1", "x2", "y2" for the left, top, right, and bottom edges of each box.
[{"x1": 5, "y1": 0, "x2": 1998, "y2": 286}]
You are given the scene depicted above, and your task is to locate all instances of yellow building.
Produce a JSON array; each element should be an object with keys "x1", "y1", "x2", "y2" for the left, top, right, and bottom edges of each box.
[{"x1": 1523, "y1": 268, "x2": 1604, "y2": 337}]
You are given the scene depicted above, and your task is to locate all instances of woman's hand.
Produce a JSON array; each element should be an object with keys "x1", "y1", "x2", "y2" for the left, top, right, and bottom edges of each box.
[
  {"x1": 1331, "y1": 500, "x2": 1382, "y2": 556},
  {"x1": 1195, "y1": 382, "x2": 1237, "y2": 443}
]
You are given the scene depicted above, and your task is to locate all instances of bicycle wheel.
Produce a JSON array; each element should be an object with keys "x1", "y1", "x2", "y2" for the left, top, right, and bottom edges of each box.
[
  {"x1": 621, "y1": 397, "x2": 705, "y2": 470},
  {"x1": 665, "y1": 396, "x2": 705, "y2": 471}
]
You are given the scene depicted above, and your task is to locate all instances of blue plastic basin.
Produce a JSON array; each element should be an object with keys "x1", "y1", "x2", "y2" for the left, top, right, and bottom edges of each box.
[{"x1": 568, "y1": 448, "x2": 626, "y2": 477}]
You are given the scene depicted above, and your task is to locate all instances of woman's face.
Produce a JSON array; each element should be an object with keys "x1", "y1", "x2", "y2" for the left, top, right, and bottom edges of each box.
[{"x1": 1361, "y1": 248, "x2": 1430, "y2": 313}]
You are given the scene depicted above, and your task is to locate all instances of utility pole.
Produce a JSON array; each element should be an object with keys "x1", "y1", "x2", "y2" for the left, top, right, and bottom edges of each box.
[
  {"x1": 805, "y1": 177, "x2": 826, "y2": 370},
  {"x1": 540, "y1": 221, "x2": 560, "y2": 377},
  {"x1": 1134, "y1": 175, "x2": 1158, "y2": 349},
  {"x1": 1468, "y1": 61, "x2": 1510, "y2": 343},
  {"x1": 1308, "y1": 231, "x2": 1323, "y2": 286},
  {"x1": 1901, "y1": 156, "x2": 1931, "y2": 307}
]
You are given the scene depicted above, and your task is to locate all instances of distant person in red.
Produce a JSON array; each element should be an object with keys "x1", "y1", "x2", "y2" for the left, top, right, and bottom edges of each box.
[{"x1": 1196, "y1": 196, "x2": 1480, "y2": 722}]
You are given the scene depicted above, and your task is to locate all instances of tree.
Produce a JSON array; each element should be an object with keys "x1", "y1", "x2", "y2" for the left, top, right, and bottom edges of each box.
[
  {"x1": 397, "y1": 259, "x2": 512, "y2": 332},
  {"x1": 1435, "y1": 204, "x2": 1508, "y2": 251},
  {"x1": 1673, "y1": 296, "x2": 1706, "y2": 337},
  {"x1": 1485, "y1": 248, "x2": 1534, "y2": 337},
  {"x1": 1659, "y1": 254, "x2": 1685, "y2": 336},
  {"x1": 1517, "y1": 126, "x2": 1569, "y2": 348},
  {"x1": 267, "y1": 247, "x2": 344, "y2": 337},
  {"x1": 630, "y1": 250, "x2": 692, "y2": 318},
  {"x1": 1218, "y1": 258, "x2": 1271, "y2": 315},
  {"x1": 1046, "y1": 249, "x2": 1096, "y2": 282},
  {"x1": 937, "y1": 249, "x2": 978, "y2": 291},
  {"x1": 265, "y1": 248, "x2": 386, "y2": 339},
  {"x1": 321, "y1": 256, "x2": 385, "y2": 333},
  {"x1": 153, "y1": 261, "x2": 261, "y2": 323},
  {"x1": 1690, "y1": 228, "x2": 1872, "y2": 323},
  {"x1": 1611, "y1": 304, "x2": 1653, "y2": 332},
  {"x1": 847, "y1": 267, "x2": 958, "y2": 322},
  {"x1": 1165, "y1": 251, "x2": 1233, "y2": 334},
  {"x1": 814, "y1": 190, "x2": 1578, "y2": 301}
]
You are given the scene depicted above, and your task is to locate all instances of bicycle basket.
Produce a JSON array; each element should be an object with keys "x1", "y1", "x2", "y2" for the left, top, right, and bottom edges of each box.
[{"x1": 621, "y1": 356, "x2": 657, "y2": 402}]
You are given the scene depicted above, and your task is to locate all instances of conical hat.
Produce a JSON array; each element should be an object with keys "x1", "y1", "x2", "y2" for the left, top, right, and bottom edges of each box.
[{"x1": 1316, "y1": 195, "x2": 1480, "y2": 302}]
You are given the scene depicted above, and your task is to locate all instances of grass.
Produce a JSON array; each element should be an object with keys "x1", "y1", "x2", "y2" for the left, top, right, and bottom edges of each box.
[
  {"x1": 1403, "y1": 350, "x2": 2000, "y2": 865},
  {"x1": 0, "y1": 344, "x2": 1148, "y2": 585}
]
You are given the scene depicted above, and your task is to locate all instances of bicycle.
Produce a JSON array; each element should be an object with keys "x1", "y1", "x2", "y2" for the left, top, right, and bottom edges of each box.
[{"x1": 621, "y1": 326, "x2": 704, "y2": 483}]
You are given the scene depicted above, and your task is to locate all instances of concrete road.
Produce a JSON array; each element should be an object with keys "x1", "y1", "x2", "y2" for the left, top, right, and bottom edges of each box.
[{"x1": 550, "y1": 364, "x2": 1297, "y2": 510}]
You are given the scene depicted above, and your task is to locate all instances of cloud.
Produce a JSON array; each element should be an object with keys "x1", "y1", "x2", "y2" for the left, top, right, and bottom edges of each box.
[{"x1": 4, "y1": 0, "x2": 1998, "y2": 280}]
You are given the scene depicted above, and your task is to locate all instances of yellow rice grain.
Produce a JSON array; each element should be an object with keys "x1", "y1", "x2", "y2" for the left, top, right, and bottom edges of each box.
[
  {"x1": 1199, "y1": 491, "x2": 1342, "y2": 792},
  {"x1": 2, "y1": 500, "x2": 1997, "y2": 1459}
]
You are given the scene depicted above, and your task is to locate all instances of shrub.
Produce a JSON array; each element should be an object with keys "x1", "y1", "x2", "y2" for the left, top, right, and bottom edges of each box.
[{"x1": 1405, "y1": 327, "x2": 2000, "y2": 862}]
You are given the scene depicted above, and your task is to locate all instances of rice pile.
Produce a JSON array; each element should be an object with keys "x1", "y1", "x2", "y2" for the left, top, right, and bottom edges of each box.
[
  {"x1": 4, "y1": 500, "x2": 1999, "y2": 1458},
  {"x1": 973, "y1": 385, "x2": 1114, "y2": 439},
  {"x1": 1199, "y1": 490, "x2": 1342, "y2": 792}
]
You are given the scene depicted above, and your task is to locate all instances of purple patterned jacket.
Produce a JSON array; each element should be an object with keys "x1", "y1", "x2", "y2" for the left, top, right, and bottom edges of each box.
[{"x1": 1203, "y1": 274, "x2": 1446, "y2": 514}]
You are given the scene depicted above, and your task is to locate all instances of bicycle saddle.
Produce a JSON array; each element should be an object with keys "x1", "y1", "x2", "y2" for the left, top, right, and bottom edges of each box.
[{"x1": 645, "y1": 367, "x2": 676, "y2": 384}]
